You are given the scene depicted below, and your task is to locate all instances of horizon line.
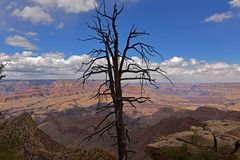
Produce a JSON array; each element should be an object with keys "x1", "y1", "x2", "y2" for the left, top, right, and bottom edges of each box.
[{"x1": 1, "y1": 79, "x2": 240, "y2": 84}]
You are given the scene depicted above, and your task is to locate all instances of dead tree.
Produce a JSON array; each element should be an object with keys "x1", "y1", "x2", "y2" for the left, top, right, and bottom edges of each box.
[
  {"x1": 78, "y1": 1, "x2": 171, "y2": 160},
  {"x1": 0, "y1": 63, "x2": 5, "y2": 80}
]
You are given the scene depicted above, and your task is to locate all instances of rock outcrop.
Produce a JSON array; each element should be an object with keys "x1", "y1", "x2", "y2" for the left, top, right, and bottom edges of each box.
[
  {"x1": 147, "y1": 120, "x2": 240, "y2": 160},
  {"x1": 0, "y1": 114, "x2": 116, "y2": 160},
  {"x1": 129, "y1": 117, "x2": 203, "y2": 160}
]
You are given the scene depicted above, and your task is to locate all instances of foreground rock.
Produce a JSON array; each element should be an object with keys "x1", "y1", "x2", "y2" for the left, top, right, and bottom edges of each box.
[
  {"x1": 129, "y1": 117, "x2": 203, "y2": 160},
  {"x1": 0, "y1": 114, "x2": 116, "y2": 160},
  {"x1": 147, "y1": 120, "x2": 240, "y2": 160}
]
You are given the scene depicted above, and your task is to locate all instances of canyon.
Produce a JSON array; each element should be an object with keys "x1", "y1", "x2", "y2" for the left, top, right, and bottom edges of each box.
[
  {"x1": 0, "y1": 80, "x2": 240, "y2": 160},
  {"x1": 1, "y1": 80, "x2": 240, "y2": 119}
]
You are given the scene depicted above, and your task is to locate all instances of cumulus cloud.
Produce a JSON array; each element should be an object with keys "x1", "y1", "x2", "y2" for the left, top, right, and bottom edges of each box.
[
  {"x1": 5, "y1": 35, "x2": 38, "y2": 50},
  {"x1": 33, "y1": 0, "x2": 97, "y2": 13},
  {"x1": 12, "y1": 6, "x2": 53, "y2": 24},
  {"x1": 0, "y1": 51, "x2": 90, "y2": 79},
  {"x1": 42, "y1": 52, "x2": 65, "y2": 59},
  {"x1": 204, "y1": 12, "x2": 233, "y2": 23},
  {"x1": 159, "y1": 57, "x2": 240, "y2": 82},
  {"x1": 161, "y1": 57, "x2": 188, "y2": 67},
  {"x1": 229, "y1": 0, "x2": 240, "y2": 8},
  {"x1": 0, "y1": 52, "x2": 240, "y2": 82}
]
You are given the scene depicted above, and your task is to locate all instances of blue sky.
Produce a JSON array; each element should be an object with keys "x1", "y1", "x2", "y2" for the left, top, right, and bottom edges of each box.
[{"x1": 0, "y1": 0, "x2": 240, "y2": 81}]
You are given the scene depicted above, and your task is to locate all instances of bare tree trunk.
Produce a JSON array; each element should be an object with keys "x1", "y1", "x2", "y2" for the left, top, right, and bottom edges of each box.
[
  {"x1": 114, "y1": 60, "x2": 127, "y2": 160},
  {"x1": 112, "y1": 22, "x2": 128, "y2": 159},
  {"x1": 0, "y1": 63, "x2": 5, "y2": 80},
  {"x1": 115, "y1": 101, "x2": 127, "y2": 160}
]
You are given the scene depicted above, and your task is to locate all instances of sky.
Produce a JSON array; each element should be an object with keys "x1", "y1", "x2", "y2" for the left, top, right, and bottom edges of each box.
[{"x1": 0, "y1": 0, "x2": 240, "y2": 82}]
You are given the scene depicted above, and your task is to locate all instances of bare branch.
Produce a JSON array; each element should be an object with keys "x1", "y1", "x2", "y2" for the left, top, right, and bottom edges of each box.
[
  {"x1": 95, "y1": 111, "x2": 115, "y2": 130},
  {"x1": 78, "y1": 121, "x2": 115, "y2": 148},
  {"x1": 96, "y1": 102, "x2": 114, "y2": 113}
]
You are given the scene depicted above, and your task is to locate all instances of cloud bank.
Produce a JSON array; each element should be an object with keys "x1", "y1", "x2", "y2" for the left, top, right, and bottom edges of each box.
[{"x1": 0, "y1": 51, "x2": 239, "y2": 82}]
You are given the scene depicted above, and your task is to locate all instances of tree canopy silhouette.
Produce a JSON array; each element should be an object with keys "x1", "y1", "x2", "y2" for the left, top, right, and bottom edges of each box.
[{"x1": 78, "y1": 1, "x2": 171, "y2": 160}]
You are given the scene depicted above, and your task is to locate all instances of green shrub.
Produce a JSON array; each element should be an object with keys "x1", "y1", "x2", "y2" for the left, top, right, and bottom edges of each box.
[{"x1": 0, "y1": 137, "x2": 23, "y2": 160}]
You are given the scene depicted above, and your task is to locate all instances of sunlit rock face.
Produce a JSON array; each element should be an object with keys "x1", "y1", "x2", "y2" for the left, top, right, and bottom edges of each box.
[
  {"x1": 147, "y1": 120, "x2": 240, "y2": 160},
  {"x1": 1, "y1": 81, "x2": 240, "y2": 123}
]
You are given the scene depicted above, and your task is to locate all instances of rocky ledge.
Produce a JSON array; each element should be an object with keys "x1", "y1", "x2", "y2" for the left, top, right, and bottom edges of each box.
[
  {"x1": 147, "y1": 120, "x2": 240, "y2": 160},
  {"x1": 0, "y1": 114, "x2": 116, "y2": 160}
]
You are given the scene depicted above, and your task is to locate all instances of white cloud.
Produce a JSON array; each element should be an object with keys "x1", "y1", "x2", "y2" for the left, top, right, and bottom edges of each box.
[
  {"x1": 229, "y1": 0, "x2": 240, "y2": 8},
  {"x1": 162, "y1": 56, "x2": 188, "y2": 67},
  {"x1": 25, "y1": 32, "x2": 38, "y2": 36},
  {"x1": 42, "y1": 52, "x2": 65, "y2": 59},
  {"x1": 204, "y1": 0, "x2": 240, "y2": 24},
  {"x1": 158, "y1": 57, "x2": 240, "y2": 82},
  {"x1": 189, "y1": 58, "x2": 198, "y2": 65},
  {"x1": 33, "y1": 0, "x2": 97, "y2": 13},
  {"x1": 7, "y1": 28, "x2": 38, "y2": 37},
  {"x1": 5, "y1": 35, "x2": 38, "y2": 50},
  {"x1": 56, "y1": 22, "x2": 64, "y2": 29},
  {"x1": 1, "y1": 51, "x2": 89, "y2": 79},
  {"x1": 12, "y1": 6, "x2": 53, "y2": 24},
  {"x1": 204, "y1": 12, "x2": 233, "y2": 23},
  {"x1": 1, "y1": 52, "x2": 240, "y2": 82}
]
